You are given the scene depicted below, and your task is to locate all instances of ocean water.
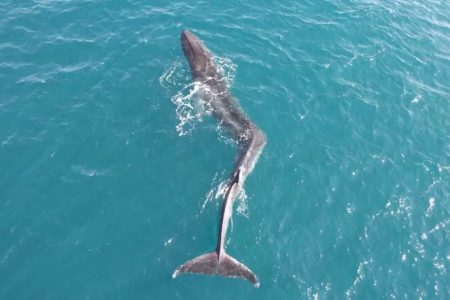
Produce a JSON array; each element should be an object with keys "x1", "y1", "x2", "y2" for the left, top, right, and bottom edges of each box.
[{"x1": 1, "y1": 0, "x2": 449, "y2": 299}]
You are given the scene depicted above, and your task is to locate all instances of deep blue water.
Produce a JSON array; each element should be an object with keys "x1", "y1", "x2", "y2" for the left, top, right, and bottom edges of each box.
[{"x1": 1, "y1": 0, "x2": 450, "y2": 299}]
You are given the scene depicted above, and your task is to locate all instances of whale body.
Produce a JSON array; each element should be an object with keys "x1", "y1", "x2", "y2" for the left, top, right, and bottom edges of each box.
[{"x1": 172, "y1": 30, "x2": 266, "y2": 287}]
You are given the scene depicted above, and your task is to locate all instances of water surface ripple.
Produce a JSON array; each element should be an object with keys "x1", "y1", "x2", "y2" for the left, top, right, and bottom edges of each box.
[{"x1": 1, "y1": 0, "x2": 449, "y2": 299}]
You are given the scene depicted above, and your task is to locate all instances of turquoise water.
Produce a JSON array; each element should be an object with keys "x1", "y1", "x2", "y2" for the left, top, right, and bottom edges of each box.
[{"x1": 1, "y1": 0, "x2": 450, "y2": 298}]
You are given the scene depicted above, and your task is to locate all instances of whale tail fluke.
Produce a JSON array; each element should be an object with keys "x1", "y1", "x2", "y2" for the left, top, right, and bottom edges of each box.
[{"x1": 172, "y1": 251, "x2": 260, "y2": 287}]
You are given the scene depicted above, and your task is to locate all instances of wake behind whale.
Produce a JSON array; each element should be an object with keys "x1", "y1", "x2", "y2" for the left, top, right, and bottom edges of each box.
[{"x1": 172, "y1": 30, "x2": 266, "y2": 287}]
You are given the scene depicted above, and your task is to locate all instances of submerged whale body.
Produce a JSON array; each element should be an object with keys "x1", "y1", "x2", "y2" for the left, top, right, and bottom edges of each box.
[{"x1": 172, "y1": 30, "x2": 266, "y2": 287}]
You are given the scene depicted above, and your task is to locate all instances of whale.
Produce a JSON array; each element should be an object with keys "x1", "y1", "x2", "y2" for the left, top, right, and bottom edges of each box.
[{"x1": 172, "y1": 30, "x2": 266, "y2": 287}]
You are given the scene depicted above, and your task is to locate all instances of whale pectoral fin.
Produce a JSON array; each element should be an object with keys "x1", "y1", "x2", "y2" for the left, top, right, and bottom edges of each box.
[{"x1": 173, "y1": 252, "x2": 259, "y2": 287}]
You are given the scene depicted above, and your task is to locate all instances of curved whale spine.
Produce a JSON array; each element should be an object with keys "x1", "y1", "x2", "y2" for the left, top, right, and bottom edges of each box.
[{"x1": 172, "y1": 30, "x2": 266, "y2": 287}]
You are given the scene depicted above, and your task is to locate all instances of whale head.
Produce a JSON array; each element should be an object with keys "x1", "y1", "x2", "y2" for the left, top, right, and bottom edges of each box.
[{"x1": 181, "y1": 30, "x2": 215, "y2": 79}]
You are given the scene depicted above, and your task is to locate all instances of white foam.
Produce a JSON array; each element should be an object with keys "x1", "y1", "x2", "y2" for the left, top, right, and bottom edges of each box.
[
  {"x1": 201, "y1": 171, "x2": 228, "y2": 213},
  {"x1": 411, "y1": 95, "x2": 421, "y2": 103},
  {"x1": 72, "y1": 166, "x2": 109, "y2": 177},
  {"x1": 160, "y1": 57, "x2": 237, "y2": 137},
  {"x1": 164, "y1": 237, "x2": 173, "y2": 247},
  {"x1": 426, "y1": 197, "x2": 435, "y2": 216},
  {"x1": 171, "y1": 81, "x2": 209, "y2": 136},
  {"x1": 236, "y1": 189, "x2": 249, "y2": 217},
  {"x1": 214, "y1": 56, "x2": 237, "y2": 87}
]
